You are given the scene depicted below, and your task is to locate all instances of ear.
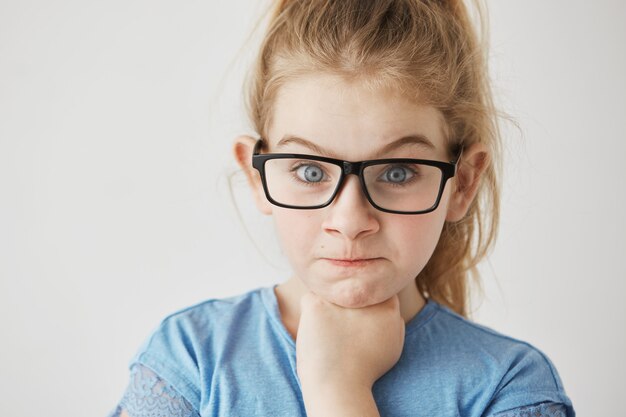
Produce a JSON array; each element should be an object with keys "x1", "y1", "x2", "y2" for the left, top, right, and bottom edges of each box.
[
  {"x1": 232, "y1": 135, "x2": 273, "y2": 215},
  {"x1": 445, "y1": 142, "x2": 490, "y2": 222}
]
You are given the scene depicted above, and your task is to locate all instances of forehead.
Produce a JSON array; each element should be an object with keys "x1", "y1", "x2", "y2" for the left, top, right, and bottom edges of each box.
[{"x1": 267, "y1": 73, "x2": 448, "y2": 159}]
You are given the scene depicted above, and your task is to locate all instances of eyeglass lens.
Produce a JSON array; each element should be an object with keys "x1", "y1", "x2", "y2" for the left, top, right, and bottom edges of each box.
[{"x1": 263, "y1": 158, "x2": 443, "y2": 212}]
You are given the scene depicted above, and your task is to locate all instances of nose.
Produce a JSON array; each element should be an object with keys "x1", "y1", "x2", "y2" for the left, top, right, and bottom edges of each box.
[{"x1": 322, "y1": 174, "x2": 380, "y2": 241}]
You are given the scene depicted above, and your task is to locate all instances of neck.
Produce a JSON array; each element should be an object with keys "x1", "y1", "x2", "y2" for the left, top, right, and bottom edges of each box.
[{"x1": 274, "y1": 277, "x2": 426, "y2": 341}]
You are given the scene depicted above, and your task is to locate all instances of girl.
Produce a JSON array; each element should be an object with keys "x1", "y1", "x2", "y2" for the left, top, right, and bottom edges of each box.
[{"x1": 109, "y1": 1, "x2": 575, "y2": 416}]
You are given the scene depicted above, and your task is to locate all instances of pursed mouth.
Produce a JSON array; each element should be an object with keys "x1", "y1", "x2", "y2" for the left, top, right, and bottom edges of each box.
[{"x1": 322, "y1": 258, "x2": 382, "y2": 267}]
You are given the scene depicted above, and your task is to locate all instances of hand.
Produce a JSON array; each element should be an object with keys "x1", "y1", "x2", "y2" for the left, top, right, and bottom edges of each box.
[{"x1": 295, "y1": 290, "x2": 406, "y2": 391}]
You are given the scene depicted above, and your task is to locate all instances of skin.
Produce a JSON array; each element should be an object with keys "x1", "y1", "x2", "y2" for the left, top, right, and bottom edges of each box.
[
  {"x1": 233, "y1": 73, "x2": 489, "y2": 416},
  {"x1": 119, "y1": 74, "x2": 488, "y2": 417}
]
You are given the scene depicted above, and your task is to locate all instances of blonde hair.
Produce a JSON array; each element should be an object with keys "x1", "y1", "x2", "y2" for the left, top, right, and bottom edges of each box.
[{"x1": 243, "y1": 0, "x2": 502, "y2": 318}]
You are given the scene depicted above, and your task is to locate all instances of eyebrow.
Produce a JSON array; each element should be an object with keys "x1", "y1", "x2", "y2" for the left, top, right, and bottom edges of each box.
[{"x1": 275, "y1": 134, "x2": 436, "y2": 159}]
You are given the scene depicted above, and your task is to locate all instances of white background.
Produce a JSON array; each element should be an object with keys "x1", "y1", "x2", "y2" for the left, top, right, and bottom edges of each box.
[{"x1": 1, "y1": 1, "x2": 624, "y2": 416}]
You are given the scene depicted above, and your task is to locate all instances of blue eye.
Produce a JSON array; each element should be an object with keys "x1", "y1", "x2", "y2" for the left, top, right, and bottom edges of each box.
[
  {"x1": 381, "y1": 165, "x2": 416, "y2": 184},
  {"x1": 295, "y1": 164, "x2": 325, "y2": 183}
]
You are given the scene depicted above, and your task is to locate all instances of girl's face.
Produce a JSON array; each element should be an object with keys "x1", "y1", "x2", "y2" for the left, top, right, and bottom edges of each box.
[{"x1": 242, "y1": 74, "x2": 464, "y2": 309}]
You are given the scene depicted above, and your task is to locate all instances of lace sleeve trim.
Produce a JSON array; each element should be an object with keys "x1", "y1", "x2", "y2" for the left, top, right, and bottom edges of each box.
[
  {"x1": 118, "y1": 363, "x2": 200, "y2": 417},
  {"x1": 489, "y1": 401, "x2": 568, "y2": 417}
]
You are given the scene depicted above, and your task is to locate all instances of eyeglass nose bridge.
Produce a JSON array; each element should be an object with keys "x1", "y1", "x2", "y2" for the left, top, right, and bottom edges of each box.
[
  {"x1": 336, "y1": 161, "x2": 368, "y2": 201},
  {"x1": 342, "y1": 160, "x2": 362, "y2": 176}
]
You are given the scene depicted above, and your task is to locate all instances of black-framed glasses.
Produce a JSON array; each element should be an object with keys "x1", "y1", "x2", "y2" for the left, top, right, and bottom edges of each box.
[{"x1": 251, "y1": 139, "x2": 463, "y2": 215}]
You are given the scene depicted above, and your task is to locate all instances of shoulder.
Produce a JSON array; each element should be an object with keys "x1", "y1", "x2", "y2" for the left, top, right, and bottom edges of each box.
[
  {"x1": 127, "y1": 286, "x2": 270, "y2": 408},
  {"x1": 154, "y1": 286, "x2": 267, "y2": 331},
  {"x1": 421, "y1": 302, "x2": 575, "y2": 415},
  {"x1": 432, "y1": 303, "x2": 561, "y2": 366},
  {"x1": 137, "y1": 286, "x2": 266, "y2": 353}
]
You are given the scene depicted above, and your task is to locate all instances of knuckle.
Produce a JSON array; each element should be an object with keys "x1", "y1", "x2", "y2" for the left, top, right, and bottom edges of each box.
[{"x1": 301, "y1": 292, "x2": 320, "y2": 308}]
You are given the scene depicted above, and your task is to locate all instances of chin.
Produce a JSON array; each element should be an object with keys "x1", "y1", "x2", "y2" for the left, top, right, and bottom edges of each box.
[{"x1": 319, "y1": 280, "x2": 389, "y2": 309}]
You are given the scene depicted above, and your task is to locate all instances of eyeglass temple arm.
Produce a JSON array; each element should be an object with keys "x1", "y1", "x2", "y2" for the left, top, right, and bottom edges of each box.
[
  {"x1": 253, "y1": 138, "x2": 265, "y2": 155},
  {"x1": 452, "y1": 144, "x2": 464, "y2": 164}
]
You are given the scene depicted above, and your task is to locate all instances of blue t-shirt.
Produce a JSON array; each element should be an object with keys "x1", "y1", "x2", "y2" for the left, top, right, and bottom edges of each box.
[{"x1": 118, "y1": 285, "x2": 575, "y2": 417}]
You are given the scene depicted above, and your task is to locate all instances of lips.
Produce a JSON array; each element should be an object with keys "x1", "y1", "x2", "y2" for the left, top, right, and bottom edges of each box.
[{"x1": 323, "y1": 258, "x2": 382, "y2": 267}]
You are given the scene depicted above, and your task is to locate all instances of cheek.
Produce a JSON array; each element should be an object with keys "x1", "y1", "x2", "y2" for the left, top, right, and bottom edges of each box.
[
  {"x1": 272, "y1": 209, "x2": 320, "y2": 262},
  {"x1": 388, "y1": 210, "x2": 447, "y2": 269}
]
